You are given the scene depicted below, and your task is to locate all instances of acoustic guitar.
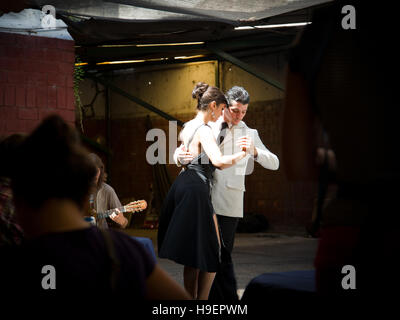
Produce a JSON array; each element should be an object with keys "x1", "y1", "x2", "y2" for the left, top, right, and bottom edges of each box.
[
  {"x1": 96, "y1": 200, "x2": 147, "y2": 219},
  {"x1": 84, "y1": 200, "x2": 147, "y2": 225}
]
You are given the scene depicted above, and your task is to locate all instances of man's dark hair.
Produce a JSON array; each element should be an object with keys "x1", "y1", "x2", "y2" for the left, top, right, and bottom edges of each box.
[
  {"x1": 226, "y1": 86, "x2": 250, "y2": 106},
  {"x1": 11, "y1": 115, "x2": 97, "y2": 210}
]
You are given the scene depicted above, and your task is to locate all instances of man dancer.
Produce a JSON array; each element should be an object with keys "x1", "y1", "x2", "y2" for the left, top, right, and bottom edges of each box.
[{"x1": 174, "y1": 86, "x2": 279, "y2": 300}]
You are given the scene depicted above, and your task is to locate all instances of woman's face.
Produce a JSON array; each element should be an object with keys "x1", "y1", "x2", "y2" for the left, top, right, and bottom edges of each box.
[
  {"x1": 211, "y1": 103, "x2": 226, "y2": 122},
  {"x1": 94, "y1": 167, "x2": 100, "y2": 184}
]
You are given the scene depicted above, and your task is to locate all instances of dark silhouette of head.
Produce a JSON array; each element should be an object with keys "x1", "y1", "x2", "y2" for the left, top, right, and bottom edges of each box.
[{"x1": 11, "y1": 115, "x2": 97, "y2": 210}]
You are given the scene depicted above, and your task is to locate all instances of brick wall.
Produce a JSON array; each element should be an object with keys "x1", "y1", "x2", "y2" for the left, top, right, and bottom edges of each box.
[{"x1": 0, "y1": 32, "x2": 75, "y2": 137}]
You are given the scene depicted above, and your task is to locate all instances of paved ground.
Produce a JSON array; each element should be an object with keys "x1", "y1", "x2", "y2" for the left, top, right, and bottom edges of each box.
[
  {"x1": 124, "y1": 229, "x2": 319, "y2": 296},
  {"x1": 158, "y1": 233, "x2": 318, "y2": 293}
]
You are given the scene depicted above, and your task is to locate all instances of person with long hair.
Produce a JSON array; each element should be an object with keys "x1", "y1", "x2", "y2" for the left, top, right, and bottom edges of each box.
[
  {"x1": 157, "y1": 82, "x2": 250, "y2": 300},
  {"x1": 0, "y1": 115, "x2": 190, "y2": 302},
  {"x1": 88, "y1": 153, "x2": 128, "y2": 229}
]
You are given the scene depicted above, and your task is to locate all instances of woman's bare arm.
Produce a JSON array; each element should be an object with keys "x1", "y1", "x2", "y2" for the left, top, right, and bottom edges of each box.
[{"x1": 197, "y1": 125, "x2": 246, "y2": 169}]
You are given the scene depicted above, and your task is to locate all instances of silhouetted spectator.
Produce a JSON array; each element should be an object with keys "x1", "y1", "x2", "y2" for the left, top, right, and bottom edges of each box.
[
  {"x1": 0, "y1": 115, "x2": 190, "y2": 302},
  {"x1": 283, "y1": 0, "x2": 399, "y2": 296}
]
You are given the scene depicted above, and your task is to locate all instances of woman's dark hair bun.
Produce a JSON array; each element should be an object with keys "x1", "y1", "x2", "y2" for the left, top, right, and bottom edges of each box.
[
  {"x1": 191, "y1": 82, "x2": 227, "y2": 111},
  {"x1": 192, "y1": 82, "x2": 209, "y2": 100}
]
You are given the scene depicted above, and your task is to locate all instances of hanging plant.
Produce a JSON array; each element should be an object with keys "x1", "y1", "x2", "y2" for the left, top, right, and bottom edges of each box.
[{"x1": 74, "y1": 56, "x2": 85, "y2": 132}]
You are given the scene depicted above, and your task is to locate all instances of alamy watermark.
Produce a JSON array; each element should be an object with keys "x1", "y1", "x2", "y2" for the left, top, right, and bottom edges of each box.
[
  {"x1": 41, "y1": 265, "x2": 56, "y2": 290},
  {"x1": 341, "y1": 265, "x2": 356, "y2": 290},
  {"x1": 41, "y1": 5, "x2": 57, "y2": 30},
  {"x1": 341, "y1": 5, "x2": 356, "y2": 30}
]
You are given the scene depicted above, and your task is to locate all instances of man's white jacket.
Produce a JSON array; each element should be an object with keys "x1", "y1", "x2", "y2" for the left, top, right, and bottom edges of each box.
[
  {"x1": 210, "y1": 119, "x2": 279, "y2": 218},
  {"x1": 174, "y1": 118, "x2": 279, "y2": 218}
]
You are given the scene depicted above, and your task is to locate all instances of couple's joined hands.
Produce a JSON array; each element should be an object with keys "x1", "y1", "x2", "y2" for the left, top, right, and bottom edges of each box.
[
  {"x1": 177, "y1": 135, "x2": 255, "y2": 164},
  {"x1": 236, "y1": 136, "x2": 256, "y2": 156}
]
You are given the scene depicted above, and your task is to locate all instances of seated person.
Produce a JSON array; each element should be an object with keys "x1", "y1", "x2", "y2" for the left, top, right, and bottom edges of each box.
[
  {"x1": 0, "y1": 115, "x2": 190, "y2": 301},
  {"x1": 88, "y1": 153, "x2": 128, "y2": 229},
  {"x1": 0, "y1": 134, "x2": 25, "y2": 246}
]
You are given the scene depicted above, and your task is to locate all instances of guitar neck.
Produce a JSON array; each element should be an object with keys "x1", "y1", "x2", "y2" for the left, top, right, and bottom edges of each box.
[{"x1": 97, "y1": 206, "x2": 127, "y2": 219}]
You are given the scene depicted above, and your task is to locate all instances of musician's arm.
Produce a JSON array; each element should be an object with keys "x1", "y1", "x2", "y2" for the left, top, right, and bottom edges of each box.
[
  {"x1": 111, "y1": 208, "x2": 128, "y2": 228},
  {"x1": 105, "y1": 184, "x2": 128, "y2": 228}
]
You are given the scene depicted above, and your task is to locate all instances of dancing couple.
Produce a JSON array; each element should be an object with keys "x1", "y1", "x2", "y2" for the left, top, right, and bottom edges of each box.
[{"x1": 158, "y1": 82, "x2": 279, "y2": 300}]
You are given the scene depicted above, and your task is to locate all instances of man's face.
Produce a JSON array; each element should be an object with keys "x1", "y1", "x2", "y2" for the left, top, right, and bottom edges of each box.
[
  {"x1": 224, "y1": 100, "x2": 248, "y2": 125},
  {"x1": 94, "y1": 167, "x2": 100, "y2": 184}
]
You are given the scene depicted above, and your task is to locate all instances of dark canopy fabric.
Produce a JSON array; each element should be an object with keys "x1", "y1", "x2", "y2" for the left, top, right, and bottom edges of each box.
[
  {"x1": 27, "y1": 0, "x2": 332, "y2": 46},
  {"x1": 32, "y1": 0, "x2": 332, "y2": 23},
  {"x1": 63, "y1": 17, "x2": 236, "y2": 46},
  {"x1": 0, "y1": 0, "x2": 330, "y2": 72}
]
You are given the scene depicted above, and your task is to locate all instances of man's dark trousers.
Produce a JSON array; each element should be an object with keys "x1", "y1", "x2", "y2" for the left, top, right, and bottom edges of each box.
[{"x1": 209, "y1": 215, "x2": 239, "y2": 301}]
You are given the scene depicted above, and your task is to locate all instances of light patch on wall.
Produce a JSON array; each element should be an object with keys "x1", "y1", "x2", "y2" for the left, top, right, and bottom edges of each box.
[{"x1": 109, "y1": 61, "x2": 217, "y2": 119}]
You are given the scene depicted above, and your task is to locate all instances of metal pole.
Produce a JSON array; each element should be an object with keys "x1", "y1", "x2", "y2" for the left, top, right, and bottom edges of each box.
[
  {"x1": 90, "y1": 76, "x2": 184, "y2": 127},
  {"x1": 215, "y1": 60, "x2": 219, "y2": 88},
  {"x1": 105, "y1": 86, "x2": 112, "y2": 183},
  {"x1": 207, "y1": 46, "x2": 284, "y2": 91}
]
